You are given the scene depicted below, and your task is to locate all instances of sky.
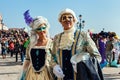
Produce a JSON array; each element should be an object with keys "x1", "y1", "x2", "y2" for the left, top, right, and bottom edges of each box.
[{"x1": 0, "y1": 0, "x2": 120, "y2": 37}]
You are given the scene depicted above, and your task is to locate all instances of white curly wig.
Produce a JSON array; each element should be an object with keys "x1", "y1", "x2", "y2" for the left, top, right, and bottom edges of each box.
[
  {"x1": 30, "y1": 16, "x2": 50, "y2": 47},
  {"x1": 58, "y1": 8, "x2": 78, "y2": 23}
]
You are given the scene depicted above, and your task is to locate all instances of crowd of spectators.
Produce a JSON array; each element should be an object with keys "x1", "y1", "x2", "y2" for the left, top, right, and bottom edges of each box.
[
  {"x1": 90, "y1": 30, "x2": 120, "y2": 68},
  {"x1": 0, "y1": 28, "x2": 29, "y2": 64}
]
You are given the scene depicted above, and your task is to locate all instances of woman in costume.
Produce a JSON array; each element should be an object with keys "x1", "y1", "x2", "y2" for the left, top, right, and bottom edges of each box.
[
  {"x1": 20, "y1": 10, "x2": 56, "y2": 80},
  {"x1": 52, "y1": 8, "x2": 104, "y2": 80},
  {"x1": 111, "y1": 35, "x2": 120, "y2": 67},
  {"x1": 97, "y1": 34, "x2": 108, "y2": 68}
]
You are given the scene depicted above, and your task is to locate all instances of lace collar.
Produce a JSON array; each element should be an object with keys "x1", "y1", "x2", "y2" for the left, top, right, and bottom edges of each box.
[{"x1": 59, "y1": 27, "x2": 76, "y2": 50}]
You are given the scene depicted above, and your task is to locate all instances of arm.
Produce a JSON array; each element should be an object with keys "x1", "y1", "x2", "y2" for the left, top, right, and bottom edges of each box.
[
  {"x1": 83, "y1": 32, "x2": 100, "y2": 55},
  {"x1": 83, "y1": 32, "x2": 101, "y2": 61},
  {"x1": 51, "y1": 35, "x2": 65, "y2": 78}
]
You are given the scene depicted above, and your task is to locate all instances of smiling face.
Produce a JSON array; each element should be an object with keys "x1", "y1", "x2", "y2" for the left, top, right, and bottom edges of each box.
[{"x1": 60, "y1": 13, "x2": 75, "y2": 30}]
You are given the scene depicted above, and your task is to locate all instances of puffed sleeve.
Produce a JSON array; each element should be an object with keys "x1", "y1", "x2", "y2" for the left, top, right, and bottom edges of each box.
[
  {"x1": 22, "y1": 44, "x2": 30, "y2": 71},
  {"x1": 25, "y1": 44, "x2": 30, "y2": 61},
  {"x1": 48, "y1": 39, "x2": 57, "y2": 67},
  {"x1": 82, "y1": 31, "x2": 101, "y2": 57},
  {"x1": 52, "y1": 34, "x2": 60, "y2": 63}
]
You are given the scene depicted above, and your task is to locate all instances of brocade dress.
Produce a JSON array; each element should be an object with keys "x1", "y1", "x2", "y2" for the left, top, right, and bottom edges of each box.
[{"x1": 25, "y1": 39, "x2": 55, "y2": 80}]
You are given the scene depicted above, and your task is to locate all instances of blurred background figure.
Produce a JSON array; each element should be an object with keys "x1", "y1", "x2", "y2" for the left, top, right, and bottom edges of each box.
[
  {"x1": 105, "y1": 36, "x2": 114, "y2": 66},
  {"x1": 111, "y1": 35, "x2": 120, "y2": 67},
  {"x1": 97, "y1": 31, "x2": 107, "y2": 68}
]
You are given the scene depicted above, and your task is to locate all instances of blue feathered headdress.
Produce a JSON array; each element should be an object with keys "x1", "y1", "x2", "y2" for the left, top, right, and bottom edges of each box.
[{"x1": 23, "y1": 10, "x2": 33, "y2": 27}]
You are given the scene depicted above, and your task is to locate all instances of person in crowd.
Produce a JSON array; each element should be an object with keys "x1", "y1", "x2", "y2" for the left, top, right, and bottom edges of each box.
[
  {"x1": 1, "y1": 38, "x2": 7, "y2": 59},
  {"x1": 23, "y1": 37, "x2": 30, "y2": 56},
  {"x1": 97, "y1": 34, "x2": 107, "y2": 68},
  {"x1": 105, "y1": 36, "x2": 114, "y2": 66},
  {"x1": 20, "y1": 37, "x2": 30, "y2": 64},
  {"x1": 111, "y1": 35, "x2": 120, "y2": 67},
  {"x1": 20, "y1": 10, "x2": 56, "y2": 80},
  {"x1": 0, "y1": 42, "x2": 2, "y2": 55},
  {"x1": 52, "y1": 8, "x2": 104, "y2": 80},
  {"x1": 8, "y1": 39, "x2": 15, "y2": 57},
  {"x1": 14, "y1": 39, "x2": 20, "y2": 62}
]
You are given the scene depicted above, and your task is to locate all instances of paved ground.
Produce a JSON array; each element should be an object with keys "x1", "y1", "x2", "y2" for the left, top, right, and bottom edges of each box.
[
  {"x1": 102, "y1": 67, "x2": 120, "y2": 80},
  {"x1": 0, "y1": 54, "x2": 120, "y2": 80},
  {"x1": 0, "y1": 55, "x2": 22, "y2": 80}
]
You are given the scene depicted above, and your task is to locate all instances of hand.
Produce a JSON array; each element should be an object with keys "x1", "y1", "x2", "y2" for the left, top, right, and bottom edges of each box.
[
  {"x1": 71, "y1": 61, "x2": 77, "y2": 73},
  {"x1": 53, "y1": 65, "x2": 65, "y2": 78}
]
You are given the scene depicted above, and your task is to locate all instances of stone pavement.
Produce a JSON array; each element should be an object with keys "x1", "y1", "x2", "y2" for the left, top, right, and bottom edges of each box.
[
  {"x1": 0, "y1": 55, "x2": 22, "y2": 80},
  {"x1": 0, "y1": 54, "x2": 120, "y2": 80},
  {"x1": 102, "y1": 67, "x2": 120, "y2": 80}
]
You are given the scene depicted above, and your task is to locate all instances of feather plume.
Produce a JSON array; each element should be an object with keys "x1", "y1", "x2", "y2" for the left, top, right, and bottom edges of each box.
[{"x1": 23, "y1": 10, "x2": 33, "y2": 26}]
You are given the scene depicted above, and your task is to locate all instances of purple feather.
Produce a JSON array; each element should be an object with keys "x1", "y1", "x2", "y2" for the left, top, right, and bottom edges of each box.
[{"x1": 24, "y1": 10, "x2": 33, "y2": 26}]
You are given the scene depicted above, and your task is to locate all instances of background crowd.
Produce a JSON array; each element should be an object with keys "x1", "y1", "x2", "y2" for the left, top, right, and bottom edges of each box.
[
  {"x1": 0, "y1": 29, "x2": 29, "y2": 64},
  {"x1": 90, "y1": 30, "x2": 120, "y2": 68}
]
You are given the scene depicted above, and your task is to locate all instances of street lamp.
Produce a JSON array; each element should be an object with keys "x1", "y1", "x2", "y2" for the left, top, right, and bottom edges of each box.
[{"x1": 77, "y1": 15, "x2": 85, "y2": 32}]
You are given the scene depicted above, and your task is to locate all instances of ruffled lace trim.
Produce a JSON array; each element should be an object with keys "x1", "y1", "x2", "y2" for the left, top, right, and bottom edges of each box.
[
  {"x1": 59, "y1": 27, "x2": 75, "y2": 50},
  {"x1": 32, "y1": 39, "x2": 52, "y2": 49}
]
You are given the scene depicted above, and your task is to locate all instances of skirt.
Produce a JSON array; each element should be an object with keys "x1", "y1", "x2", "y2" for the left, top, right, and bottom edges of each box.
[{"x1": 25, "y1": 65, "x2": 54, "y2": 80}]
